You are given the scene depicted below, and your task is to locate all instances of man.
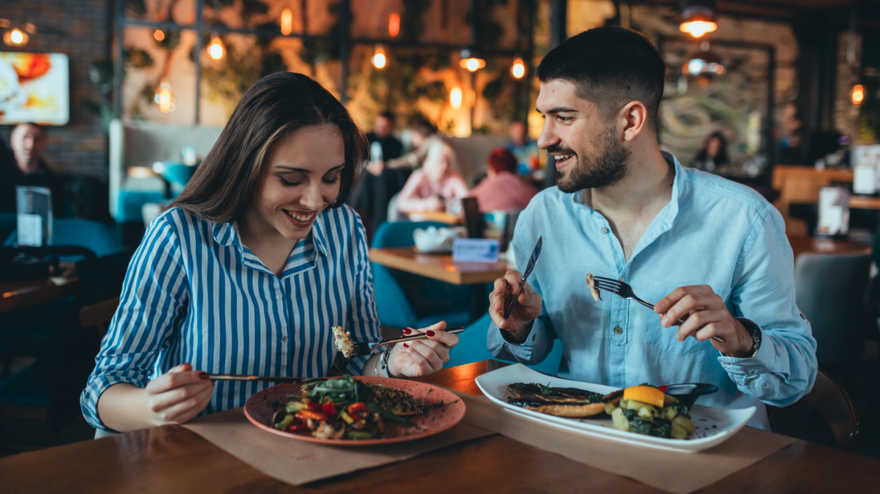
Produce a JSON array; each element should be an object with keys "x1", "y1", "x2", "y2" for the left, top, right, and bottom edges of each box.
[
  {"x1": 487, "y1": 27, "x2": 816, "y2": 429},
  {"x1": 2, "y1": 123, "x2": 64, "y2": 214},
  {"x1": 348, "y1": 111, "x2": 407, "y2": 237},
  {"x1": 505, "y1": 120, "x2": 540, "y2": 177}
]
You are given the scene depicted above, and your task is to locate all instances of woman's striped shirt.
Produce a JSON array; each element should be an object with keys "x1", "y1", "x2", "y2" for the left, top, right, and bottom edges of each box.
[{"x1": 80, "y1": 205, "x2": 381, "y2": 431}]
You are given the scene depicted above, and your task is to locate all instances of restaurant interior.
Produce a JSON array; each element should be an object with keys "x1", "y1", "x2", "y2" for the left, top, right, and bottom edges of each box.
[{"x1": 3, "y1": 0, "x2": 880, "y2": 491}]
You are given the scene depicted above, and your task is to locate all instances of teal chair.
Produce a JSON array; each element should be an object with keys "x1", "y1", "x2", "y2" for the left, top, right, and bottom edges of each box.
[
  {"x1": 445, "y1": 312, "x2": 564, "y2": 375},
  {"x1": 371, "y1": 221, "x2": 476, "y2": 329}
]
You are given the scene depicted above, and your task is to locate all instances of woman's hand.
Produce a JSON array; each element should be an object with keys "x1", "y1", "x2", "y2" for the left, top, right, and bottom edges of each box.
[
  {"x1": 387, "y1": 321, "x2": 459, "y2": 377},
  {"x1": 488, "y1": 268, "x2": 542, "y2": 342},
  {"x1": 143, "y1": 363, "x2": 214, "y2": 426}
]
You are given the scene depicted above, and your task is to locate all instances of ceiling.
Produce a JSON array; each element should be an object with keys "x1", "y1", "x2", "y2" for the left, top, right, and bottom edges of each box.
[{"x1": 636, "y1": 0, "x2": 878, "y2": 25}]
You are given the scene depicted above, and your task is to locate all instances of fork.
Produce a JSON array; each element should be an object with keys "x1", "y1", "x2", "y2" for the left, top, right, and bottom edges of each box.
[
  {"x1": 350, "y1": 327, "x2": 466, "y2": 356},
  {"x1": 590, "y1": 275, "x2": 725, "y2": 343}
]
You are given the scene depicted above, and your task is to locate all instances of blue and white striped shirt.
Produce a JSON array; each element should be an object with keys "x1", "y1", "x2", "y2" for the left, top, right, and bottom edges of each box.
[{"x1": 80, "y1": 205, "x2": 381, "y2": 431}]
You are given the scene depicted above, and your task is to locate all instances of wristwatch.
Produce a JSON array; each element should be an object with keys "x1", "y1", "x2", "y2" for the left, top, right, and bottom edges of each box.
[{"x1": 737, "y1": 318, "x2": 762, "y2": 357}]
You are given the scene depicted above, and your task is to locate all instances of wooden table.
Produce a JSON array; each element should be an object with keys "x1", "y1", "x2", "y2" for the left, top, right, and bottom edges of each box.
[
  {"x1": 787, "y1": 234, "x2": 871, "y2": 260},
  {"x1": 2, "y1": 360, "x2": 879, "y2": 493},
  {"x1": 0, "y1": 277, "x2": 77, "y2": 313},
  {"x1": 370, "y1": 247, "x2": 508, "y2": 285}
]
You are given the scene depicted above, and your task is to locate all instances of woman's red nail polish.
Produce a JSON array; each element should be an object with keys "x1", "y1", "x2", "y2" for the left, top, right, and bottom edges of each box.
[
  {"x1": 402, "y1": 328, "x2": 412, "y2": 335},
  {"x1": 403, "y1": 343, "x2": 410, "y2": 348},
  {"x1": 198, "y1": 372, "x2": 208, "y2": 379},
  {"x1": 426, "y1": 330, "x2": 435, "y2": 337}
]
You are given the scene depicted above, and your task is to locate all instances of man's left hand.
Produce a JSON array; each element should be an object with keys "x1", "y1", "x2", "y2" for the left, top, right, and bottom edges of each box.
[{"x1": 654, "y1": 285, "x2": 753, "y2": 357}]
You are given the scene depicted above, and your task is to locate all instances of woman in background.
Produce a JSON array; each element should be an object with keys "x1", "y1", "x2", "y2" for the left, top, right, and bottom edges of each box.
[
  {"x1": 692, "y1": 131, "x2": 729, "y2": 172},
  {"x1": 81, "y1": 73, "x2": 458, "y2": 433}
]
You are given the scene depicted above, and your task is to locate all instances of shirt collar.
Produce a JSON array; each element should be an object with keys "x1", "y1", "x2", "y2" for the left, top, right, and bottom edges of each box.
[{"x1": 211, "y1": 213, "x2": 330, "y2": 258}]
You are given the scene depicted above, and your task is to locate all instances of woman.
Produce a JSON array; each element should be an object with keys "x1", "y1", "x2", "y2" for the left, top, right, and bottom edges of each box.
[
  {"x1": 394, "y1": 124, "x2": 469, "y2": 217},
  {"x1": 81, "y1": 73, "x2": 458, "y2": 433},
  {"x1": 692, "y1": 131, "x2": 729, "y2": 172}
]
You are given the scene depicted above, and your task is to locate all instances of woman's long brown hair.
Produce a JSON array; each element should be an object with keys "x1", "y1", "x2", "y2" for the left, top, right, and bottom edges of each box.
[{"x1": 172, "y1": 72, "x2": 366, "y2": 223}]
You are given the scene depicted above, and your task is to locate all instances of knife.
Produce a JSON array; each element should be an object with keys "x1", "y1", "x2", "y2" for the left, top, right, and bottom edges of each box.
[{"x1": 502, "y1": 235, "x2": 543, "y2": 318}]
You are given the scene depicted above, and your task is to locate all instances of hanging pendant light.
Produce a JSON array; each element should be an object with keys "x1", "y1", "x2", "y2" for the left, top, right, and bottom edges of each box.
[
  {"x1": 459, "y1": 47, "x2": 486, "y2": 72},
  {"x1": 207, "y1": 35, "x2": 225, "y2": 61},
  {"x1": 3, "y1": 27, "x2": 30, "y2": 47},
  {"x1": 372, "y1": 45, "x2": 387, "y2": 70},
  {"x1": 511, "y1": 57, "x2": 526, "y2": 79},
  {"x1": 852, "y1": 84, "x2": 865, "y2": 106},
  {"x1": 679, "y1": 2, "x2": 718, "y2": 39},
  {"x1": 683, "y1": 43, "x2": 725, "y2": 79},
  {"x1": 280, "y1": 8, "x2": 294, "y2": 36}
]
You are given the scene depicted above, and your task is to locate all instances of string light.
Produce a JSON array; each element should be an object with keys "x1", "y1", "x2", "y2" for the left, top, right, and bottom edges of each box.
[
  {"x1": 3, "y1": 27, "x2": 29, "y2": 47},
  {"x1": 207, "y1": 36, "x2": 225, "y2": 61},
  {"x1": 372, "y1": 46, "x2": 387, "y2": 70},
  {"x1": 152, "y1": 29, "x2": 165, "y2": 42},
  {"x1": 388, "y1": 12, "x2": 400, "y2": 38},
  {"x1": 852, "y1": 84, "x2": 865, "y2": 106},
  {"x1": 511, "y1": 57, "x2": 526, "y2": 79},
  {"x1": 450, "y1": 87, "x2": 463, "y2": 109},
  {"x1": 155, "y1": 80, "x2": 175, "y2": 113},
  {"x1": 280, "y1": 8, "x2": 293, "y2": 36}
]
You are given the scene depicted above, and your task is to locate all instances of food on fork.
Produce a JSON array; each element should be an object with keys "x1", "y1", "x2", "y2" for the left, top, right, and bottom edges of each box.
[
  {"x1": 332, "y1": 325, "x2": 354, "y2": 358},
  {"x1": 586, "y1": 273, "x2": 601, "y2": 302},
  {"x1": 505, "y1": 382, "x2": 618, "y2": 417}
]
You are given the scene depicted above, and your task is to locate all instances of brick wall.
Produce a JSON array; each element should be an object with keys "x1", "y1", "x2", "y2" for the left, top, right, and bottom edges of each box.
[{"x1": 1, "y1": 0, "x2": 111, "y2": 179}]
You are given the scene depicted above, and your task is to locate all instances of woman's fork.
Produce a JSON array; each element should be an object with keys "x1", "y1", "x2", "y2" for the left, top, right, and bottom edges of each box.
[{"x1": 590, "y1": 275, "x2": 725, "y2": 343}]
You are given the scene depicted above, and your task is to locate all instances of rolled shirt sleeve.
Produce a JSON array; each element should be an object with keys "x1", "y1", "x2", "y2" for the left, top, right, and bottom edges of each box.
[
  {"x1": 80, "y1": 215, "x2": 189, "y2": 431},
  {"x1": 718, "y1": 203, "x2": 818, "y2": 407}
]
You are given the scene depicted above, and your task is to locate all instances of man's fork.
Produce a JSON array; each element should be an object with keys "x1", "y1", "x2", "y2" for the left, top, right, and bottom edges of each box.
[{"x1": 590, "y1": 275, "x2": 725, "y2": 343}]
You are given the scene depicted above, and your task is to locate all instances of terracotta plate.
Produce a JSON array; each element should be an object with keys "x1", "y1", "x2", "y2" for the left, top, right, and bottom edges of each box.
[{"x1": 243, "y1": 376, "x2": 466, "y2": 446}]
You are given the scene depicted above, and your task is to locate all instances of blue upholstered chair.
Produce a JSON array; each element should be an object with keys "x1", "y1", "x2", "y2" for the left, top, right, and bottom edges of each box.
[{"x1": 371, "y1": 221, "x2": 476, "y2": 330}]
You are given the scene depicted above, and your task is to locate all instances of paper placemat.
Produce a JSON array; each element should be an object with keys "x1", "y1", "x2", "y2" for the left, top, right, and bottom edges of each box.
[
  {"x1": 459, "y1": 393, "x2": 796, "y2": 494},
  {"x1": 183, "y1": 408, "x2": 493, "y2": 486}
]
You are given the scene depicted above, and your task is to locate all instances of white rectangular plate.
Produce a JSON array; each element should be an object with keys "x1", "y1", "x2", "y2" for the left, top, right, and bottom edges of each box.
[{"x1": 475, "y1": 364, "x2": 755, "y2": 453}]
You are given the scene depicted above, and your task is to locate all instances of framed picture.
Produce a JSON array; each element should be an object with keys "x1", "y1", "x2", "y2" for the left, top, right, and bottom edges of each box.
[{"x1": 0, "y1": 52, "x2": 69, "y2": 125}]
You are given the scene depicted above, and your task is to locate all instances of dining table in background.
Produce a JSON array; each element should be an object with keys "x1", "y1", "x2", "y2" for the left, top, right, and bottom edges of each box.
[
  {"x1": 0, "y1": 276, "x2": 78, "y2": 313},
  {"x1": 369, "y1": 247, "x2": 508, "y2": 285},
  {"x1": 2, "y1": 360, "x2": 879, "y2": 493},
  {"x1": 787, "y1": 233, "x2": 872, "y2": 260}
]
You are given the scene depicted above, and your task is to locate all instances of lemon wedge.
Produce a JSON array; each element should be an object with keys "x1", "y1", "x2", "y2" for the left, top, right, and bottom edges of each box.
[{"x1": 622, "y1": 385, "x2": 665, "y2": 408}]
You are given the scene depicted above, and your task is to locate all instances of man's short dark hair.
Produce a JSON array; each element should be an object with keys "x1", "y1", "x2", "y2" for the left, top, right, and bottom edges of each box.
[
  {"x1": 408, "y1": 114, "x2": 437, "y2": 137},
  {"x1": 378, "y1": 111, "x2": 395, "y2": 123},
  {"x1": 537, "y1": 27, "x2": 665, "y2": 131}
]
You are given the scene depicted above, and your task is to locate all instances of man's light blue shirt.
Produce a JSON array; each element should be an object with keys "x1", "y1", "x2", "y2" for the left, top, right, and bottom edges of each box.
[{"x1": 488, "y1": 155, "x2": 817, "y2": 428}]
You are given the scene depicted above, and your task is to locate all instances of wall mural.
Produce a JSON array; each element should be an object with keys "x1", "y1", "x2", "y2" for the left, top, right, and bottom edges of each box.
[{"x1": 660, "y1": 39, "x2": 771, "y2": 177}]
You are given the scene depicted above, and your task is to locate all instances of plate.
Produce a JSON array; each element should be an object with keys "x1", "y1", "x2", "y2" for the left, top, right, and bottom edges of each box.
[
  {"x1": 475, "y1": 364, "x2": 755, "y2": 453},
  {"x1": 243, "y1": 376, "x2": 466, "y2": 446}
]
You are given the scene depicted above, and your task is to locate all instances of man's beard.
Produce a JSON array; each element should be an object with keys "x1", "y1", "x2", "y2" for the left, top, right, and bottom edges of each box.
[{"x1": 554, "y1": 128, "x2": 629, "y2": 193}]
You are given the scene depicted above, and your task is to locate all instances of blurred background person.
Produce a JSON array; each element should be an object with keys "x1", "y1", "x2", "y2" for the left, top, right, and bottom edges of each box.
[
  {"x1": 692, "y1": 130, "x2": 729, "y2": 172},
  {"x1": 471, "y1": 147, "x2": 537, "y2": 213},
  {"x1": 393, "y1": 129, "x2": 468, "y2": 219},
  {"x1": 349, "y1": 111, "x2": 408, "y2": 238},
  {"x1": 1, "y1": 123, "x2": 66, "y2": 215},
  {"x1": 505, "y1": 120, "x2": 540, "y2": 177}
]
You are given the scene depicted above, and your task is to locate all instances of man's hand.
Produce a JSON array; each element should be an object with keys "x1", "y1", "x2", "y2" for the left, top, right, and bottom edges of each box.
[
  {"x1": 654, "y1": 285, "x2": 754, "y2": 357},
  {"x1": 489, "y1": 268, "x2": 542, "y2": 342},
  {"x1": 366, "y1": 161, "x2": 385, "y2": 176}
]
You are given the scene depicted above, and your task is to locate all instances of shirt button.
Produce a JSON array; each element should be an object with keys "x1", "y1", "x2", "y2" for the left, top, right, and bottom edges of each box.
[
  {"x1": 281, "y1": 336, "x2": 288, "y2": 342},
  {"x1": 601, "y1": 227, "x2": 609, "y2": 234},
  {"x1": 613, "y1": 326, "x2": 623, "y2": 334}
]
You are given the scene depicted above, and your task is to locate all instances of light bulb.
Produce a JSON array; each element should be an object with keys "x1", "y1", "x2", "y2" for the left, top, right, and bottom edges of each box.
[
  {"x1": 450, "y1": 87, "x2": 463, "y2": 109},
  {"x1": 280, "y1": 8, "x2": 293, "y2": 36},
  {"x1": 208, "y1": 36, "x2": 225, "y2": 61},
  {"x1": 511, "y1": 57, "x2": 526, "y2": 79}
]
